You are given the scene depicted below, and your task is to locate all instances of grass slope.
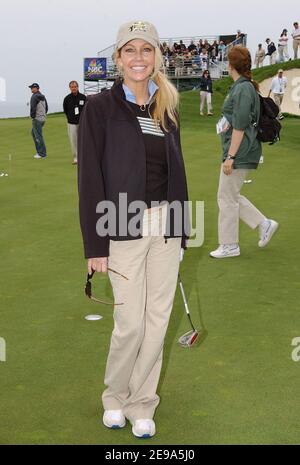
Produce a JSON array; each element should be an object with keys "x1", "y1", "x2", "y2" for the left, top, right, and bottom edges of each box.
[{"x1": 0, "y1": 81, "x2": 300, "y2": 444}]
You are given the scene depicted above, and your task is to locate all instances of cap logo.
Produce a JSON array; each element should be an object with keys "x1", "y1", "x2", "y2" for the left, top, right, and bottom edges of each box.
[{"x1": 129, "y1": 21, "x2": 148, "y2": 33}]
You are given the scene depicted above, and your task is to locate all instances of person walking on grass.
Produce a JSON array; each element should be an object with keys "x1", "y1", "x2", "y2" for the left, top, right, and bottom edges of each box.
[
  {"x1": 268, "y1": 69, "x2": 288, "y2": 120},
  {"x1": 278, "y1": 29, "x2": 290, "y2": 62},
  {"x1": 254, "y1": 43, "x2": 266, "y2": 68},
  {"x1": 78, "y1": 20, "x2": 189, "y2": 439},
  {"x1": 292, "y1": 22, "x2": 300, "y2": 59},
  {"x1": 210, "y1": 46, "x2": 278, "y2": 259},
  {"x1": 63, "y1": 81, "x2": 86, "y2": 165},
  {"x1": 265, "y1": 38, "x2": 277, "y2": 65},
  {"x1": 199, "y1": 70, "x2": 213, "y2": 116},
  {"x1": 29, "y1": 83, "x2": 48, "y2": 159}
]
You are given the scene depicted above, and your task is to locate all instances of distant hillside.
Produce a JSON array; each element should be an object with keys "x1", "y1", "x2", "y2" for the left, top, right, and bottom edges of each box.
[{"x1": 214, "y1": 59, "x2": 300, "y2": 97}]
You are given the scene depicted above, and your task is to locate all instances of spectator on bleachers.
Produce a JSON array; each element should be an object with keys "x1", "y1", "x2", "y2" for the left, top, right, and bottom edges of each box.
[
  {"x1": 218, "y1": 40, "x2": 226, "y2": 61},
  {"x1": 235, "y1": 30, "x2": 245, "y2": 45},
  {"x1": 172, "y1": 42, "x2": 181, "y2": 54},
  {"x1": 192, "y1": 50, "x2": 201, "y2": 74},
  {"x1": 163, "y1": 54, "x2": 170, "y2": 68},
  {"x1": 161, "y1": 42, "x2": 171, "y2": 57},
  {"x1": 179, "y1": 40, "x2": 187, "y2": 53},
  {"x1": 211, "y1": 40, "x2": 219, "y2": 62},
  {"x1": 185, "y1": 51, "x2": 193, "y2": 75},
  {"x1": 265, "y1": 39, "x2": 277, "y2": 65},
  {"x1": 207, "y1": 42, "x2": 214, "y2": 60},
  {"x1": 188, "y1": 40, "x2": 197, "y2": 53},
  {"x1": 255, "y1": 44, "x2": 266, "y2": 68},
  {"x1": 278, "y1": 29, "x2": 290, "y2": 62},
  {"x1": 169, "y1": 56, "x2": 175, "y2": 73},
  {"x1": 197, "y1": 39, "x2": 204, "y2": 54},
  {"x1": 200, "y1": 48, "x2": 209, "y2": 70},
  {"x1": 174, "y1": 53, "x2": 185, "y2": 77},
  {"x1": 199, "y1": 70, "x2": 213, "y2": 116}
]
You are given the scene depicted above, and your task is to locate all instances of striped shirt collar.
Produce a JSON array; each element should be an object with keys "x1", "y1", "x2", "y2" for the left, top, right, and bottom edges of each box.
[{"x1": 122, "y1": 79, "x2": 159, "y2": 105}]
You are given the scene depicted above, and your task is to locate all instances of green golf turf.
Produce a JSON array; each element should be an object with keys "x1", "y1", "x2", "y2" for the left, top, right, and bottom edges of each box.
[{"x1": 1, "y1": 64, "x2": 300, "y2": 445}]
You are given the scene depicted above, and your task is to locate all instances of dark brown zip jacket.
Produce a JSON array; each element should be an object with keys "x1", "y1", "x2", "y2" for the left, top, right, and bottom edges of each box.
[{"x1": 78, "y1": 78, "x2": 190, "y2": 258}]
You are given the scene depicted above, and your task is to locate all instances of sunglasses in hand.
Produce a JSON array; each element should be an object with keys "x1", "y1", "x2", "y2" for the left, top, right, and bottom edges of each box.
[{"x1": 85, "y1": 268, "x2": 129, "y2": 306}]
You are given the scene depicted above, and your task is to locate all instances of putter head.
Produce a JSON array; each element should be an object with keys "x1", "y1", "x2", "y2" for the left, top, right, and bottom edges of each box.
[{"x1": 178, "y1": 330, "x2": 199, "y2": 347}]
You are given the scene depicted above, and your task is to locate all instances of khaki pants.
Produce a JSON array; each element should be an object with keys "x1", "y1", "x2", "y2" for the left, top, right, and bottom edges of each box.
[
  {"x1": 278, "y1": 45, "x2": 289, "y2": 62},
  {"x1": 255, "y1": 57, "x2": 264, "y2": 68},
  {"x1": 102, "y1": 204, "x2": 182, "y2": 422},
  {"x1": 217, "y1": 166, "x2": 266, "y2": 245},
  {"x1": 293, "y1": 37, "x2": 300, "y2": 59},
  {"x1": 273, "y1": 94, "x2": 284, "y2": 115},
  {"x1": 200, "y1": 91, "x2": 212, "y2": 114},
  {"x1": 67, "y1": 123, "x2": 79, "y2": 160},
  {"x1": 269, "y1": 52, "x2": 277, "y2": 65}
]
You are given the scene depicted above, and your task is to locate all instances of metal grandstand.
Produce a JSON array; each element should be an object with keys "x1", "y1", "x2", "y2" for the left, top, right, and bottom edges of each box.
[{"x1": 84, "y1": 33, "x2": 247, "y2": 94}]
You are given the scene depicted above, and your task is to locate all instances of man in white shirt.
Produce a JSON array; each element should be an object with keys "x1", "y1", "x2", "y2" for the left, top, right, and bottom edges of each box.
[
  {"x1": 292, "y1": 21, "x2": 300, "y2": 59},
  {"x1": 268, "y1": 69, "x2": 288, "y2": 120}
]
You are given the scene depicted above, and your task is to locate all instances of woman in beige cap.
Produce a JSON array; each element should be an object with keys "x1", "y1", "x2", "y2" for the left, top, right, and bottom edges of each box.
[{"x1": 78, "y1": 20, "x2": 189, "y2": 438}]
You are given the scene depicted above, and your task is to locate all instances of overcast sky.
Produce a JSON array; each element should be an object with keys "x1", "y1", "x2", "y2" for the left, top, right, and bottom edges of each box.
[{"x1": 0, "y1": 0, "x2": 298, "y2": 116}]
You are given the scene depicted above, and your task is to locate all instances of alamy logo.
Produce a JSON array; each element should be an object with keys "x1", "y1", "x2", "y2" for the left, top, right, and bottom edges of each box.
[
  {"x1": 0, "y1": 76, "x2": 6, "y2": 102},
  {"x1": 0, "y1": 337, "x2": 6, "y2": 362},
  {"x1": 95, "y1": 195, "x2": 205, "y2": 248},
  {"x1": 291, "y1": 337, "x2": 300, "y2": 362},
  {"x1": 291, "y1": 77, "x2": 300, "y2": 105}
]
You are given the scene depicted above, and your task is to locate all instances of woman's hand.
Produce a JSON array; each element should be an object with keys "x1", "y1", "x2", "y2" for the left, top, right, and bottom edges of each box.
[
  {"x1": 223, "y1": 159, "x2": 234, "y2": 176},
  {"x1": 88, "y1": 257, "x2": 108, "y2": 274}
]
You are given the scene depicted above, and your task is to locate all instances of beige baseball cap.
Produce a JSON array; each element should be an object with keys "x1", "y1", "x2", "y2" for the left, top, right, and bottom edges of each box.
[
  {"x1": 116, "y1": 20, "x2": 160, "y2": 50},
  {"x1": 278, "y1": 69, "x2": 284, "y2": 73}
]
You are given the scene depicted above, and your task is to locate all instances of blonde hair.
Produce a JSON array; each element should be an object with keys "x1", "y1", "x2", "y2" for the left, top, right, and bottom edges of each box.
[{"x1": 113, "y1": 46, "x2": 179, "y2": 131}]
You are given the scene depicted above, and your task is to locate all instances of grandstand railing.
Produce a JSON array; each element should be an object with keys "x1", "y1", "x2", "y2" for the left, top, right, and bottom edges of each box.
[
  {"x1": 96, "y1": 57, "x2": 228, "y2": 81},
  {"x1": 222, "y1": 35, "x2": 248, "y2": 60},
  {"x1": 95, "y1": 34, "x2": 247, "y2": 82}
]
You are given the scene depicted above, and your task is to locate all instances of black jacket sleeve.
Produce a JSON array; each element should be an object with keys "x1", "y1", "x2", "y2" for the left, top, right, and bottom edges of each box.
[
  {"x1": 77, "y1": 97, "x2": 109, "y2": 258},
  {"x1": 63, "y1": 96, "x2": 67, "y2": 115},
  {"x1": 173, "y1": 112, "x2": 190, "y2": 250}
]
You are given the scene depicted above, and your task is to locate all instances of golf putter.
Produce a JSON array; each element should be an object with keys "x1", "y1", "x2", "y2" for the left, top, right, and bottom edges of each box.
[{"x1": 178, "y1": 273, "x2": 199, "y2": 347}]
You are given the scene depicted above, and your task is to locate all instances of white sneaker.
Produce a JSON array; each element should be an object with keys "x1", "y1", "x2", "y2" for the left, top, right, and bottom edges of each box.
[
  {"x1": 258, "y1": 219, "x2": 279, "y2": 248},
  {"x1": 132, "y1": 419, "x2": 156, "y2": 438},
  {"x1": 34, "y1": 154, "x2": 43, "y2": 159},
  {"x1": 103, "y1": 410, "x2": 126, "y2": 429},
  {"x1": 210, "y1": 244, "x2": 240, "y2": 259}
]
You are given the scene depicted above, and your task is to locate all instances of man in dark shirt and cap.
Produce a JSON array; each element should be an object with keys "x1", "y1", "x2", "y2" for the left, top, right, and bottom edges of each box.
[
  {"x1": 29, "y1": 83, "x2": 48, "y2": 159},
  {"x1": 265, "y1": 38, "x2": 277, "y2": 65},
  {"x1": 63, "y1": 81, "x2": 86, "y2": 165}
]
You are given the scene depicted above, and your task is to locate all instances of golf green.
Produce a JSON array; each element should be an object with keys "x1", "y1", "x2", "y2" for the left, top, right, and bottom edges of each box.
[{"x1": 1, "y1": 66, "x2": 300, "y2": 444}]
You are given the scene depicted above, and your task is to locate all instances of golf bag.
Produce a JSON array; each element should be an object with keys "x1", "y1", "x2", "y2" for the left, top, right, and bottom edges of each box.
[{"x1": 255, "y1": 95, "x2": 282, "y2": 145}]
